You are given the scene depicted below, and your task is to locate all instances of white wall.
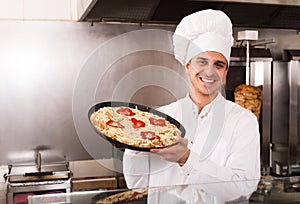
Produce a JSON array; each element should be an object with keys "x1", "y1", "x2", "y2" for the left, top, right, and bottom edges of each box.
[{"x1": 0, "y1": 0, "x2": 95, "y2": 21}]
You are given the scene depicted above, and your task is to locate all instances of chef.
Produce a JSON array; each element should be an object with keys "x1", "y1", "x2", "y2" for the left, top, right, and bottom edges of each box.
[{"x1": 123, "y1": 9, "x2": 260, "y2": 202}]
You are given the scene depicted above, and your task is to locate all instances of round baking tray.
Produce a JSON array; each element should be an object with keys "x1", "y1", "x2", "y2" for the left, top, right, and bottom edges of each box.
[{"x1": 88, "y1": 101, "x2": 186, "y2": 152}]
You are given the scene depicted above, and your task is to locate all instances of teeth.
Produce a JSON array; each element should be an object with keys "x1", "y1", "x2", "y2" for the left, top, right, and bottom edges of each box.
[{"x1": 201, "y1": 78, "x2": 214, "y2": 83}]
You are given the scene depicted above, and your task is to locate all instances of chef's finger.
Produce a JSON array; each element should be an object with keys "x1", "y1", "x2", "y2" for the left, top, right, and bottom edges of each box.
[
  {"x1": 150, "y1": 148, "x2": 164, "y2": 154},
  {"x1": 176, "y1": 136, "x2": 188, "y2": 146}
]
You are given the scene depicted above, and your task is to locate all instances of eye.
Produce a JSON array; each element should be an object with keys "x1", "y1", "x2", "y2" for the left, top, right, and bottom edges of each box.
[
  {"x1": 197, "y1": 60, "x2": 207, "y2": 66},
  {"x1": 215, "y1": 63, "x2": 226, "y2": 69}
]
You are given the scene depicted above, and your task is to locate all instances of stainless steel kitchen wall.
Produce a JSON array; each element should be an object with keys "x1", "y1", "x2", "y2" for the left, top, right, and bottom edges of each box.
[{"x1": 0, "y1": 21, "x2": 186, "y2": 165}]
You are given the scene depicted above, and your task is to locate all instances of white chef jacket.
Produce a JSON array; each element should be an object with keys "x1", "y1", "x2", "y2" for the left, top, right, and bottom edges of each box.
[{"x1": 123, "y1": 92, "x2": 260, "y2": 201}]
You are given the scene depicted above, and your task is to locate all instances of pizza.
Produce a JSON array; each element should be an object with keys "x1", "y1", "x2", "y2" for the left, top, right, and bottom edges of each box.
[
  {"x1": 95, "y1": 189, "x2": 148, "y2": 204},
  {"x1": 90, "y1": 106, "x2": 181, "y2": 149}
]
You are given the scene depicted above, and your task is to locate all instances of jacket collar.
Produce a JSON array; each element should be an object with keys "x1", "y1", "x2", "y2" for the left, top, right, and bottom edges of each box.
[{"x1": 183, "y1": 92, "x2": 225, "y2": 118}]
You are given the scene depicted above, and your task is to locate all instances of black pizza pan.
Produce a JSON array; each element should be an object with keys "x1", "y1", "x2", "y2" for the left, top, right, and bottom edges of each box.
[{"x1": 88, "y1": 101, "x2": 186, "y2": 152}]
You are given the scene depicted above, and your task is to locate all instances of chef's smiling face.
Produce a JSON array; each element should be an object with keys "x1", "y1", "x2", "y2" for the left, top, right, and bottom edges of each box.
[{"x1": 186, "y1": 51, "x2": 228, "y2": 99}]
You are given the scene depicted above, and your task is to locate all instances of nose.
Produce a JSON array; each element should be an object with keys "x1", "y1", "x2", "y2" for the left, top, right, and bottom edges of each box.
[{"x1": 203, "y1": 63, "x2": 216, "y2": 76}]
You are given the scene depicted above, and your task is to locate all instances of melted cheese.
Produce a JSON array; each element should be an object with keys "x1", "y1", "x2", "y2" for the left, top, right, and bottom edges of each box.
[{"x1": 90, "y1": 106, "x2": 180, "y2": 148}]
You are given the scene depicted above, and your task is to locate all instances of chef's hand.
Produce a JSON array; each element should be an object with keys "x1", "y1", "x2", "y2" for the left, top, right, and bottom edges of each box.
[{"x1": 150, "y1": 135, "x2": 190, "y2": 166}]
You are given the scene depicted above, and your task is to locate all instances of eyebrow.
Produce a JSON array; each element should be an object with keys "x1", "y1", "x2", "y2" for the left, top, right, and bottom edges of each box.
[
  {"x1": 195, "y1": 57, "x2": 209, "y2": 61},
  {"x1": 215, "y1": 60, "x2": 227, "y2": 65}
]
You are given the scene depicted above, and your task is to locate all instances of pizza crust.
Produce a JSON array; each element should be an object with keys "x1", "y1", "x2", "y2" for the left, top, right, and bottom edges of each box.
[
  {"x1": 90, "y1": 106, "x2": 180, "y2": 149},
  {"x1": 95, "y1": 189, "x2": 148, "y2": 204}
]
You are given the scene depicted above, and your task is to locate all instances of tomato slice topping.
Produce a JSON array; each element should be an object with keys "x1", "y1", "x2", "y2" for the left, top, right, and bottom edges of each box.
[
  {"x1": 116, "y1": 107, "x2": 136, "y2": 116},
  {"x1": 141, "y1": 131, "x2": 160, "y2": 140},
  {"x1": 106, "y1": 120, "x2": 124, "y2": 128},
  {"x1": 149, "y1": 117, "x2": 166, "y2": 126},
  {"x1": 131, "y1": 118, "x2": 145, "y2": 128}
]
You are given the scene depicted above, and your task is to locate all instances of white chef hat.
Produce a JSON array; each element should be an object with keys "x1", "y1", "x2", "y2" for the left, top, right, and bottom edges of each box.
[{"x1": 173, "y1": 9, "x2": 234, "y2": 66}]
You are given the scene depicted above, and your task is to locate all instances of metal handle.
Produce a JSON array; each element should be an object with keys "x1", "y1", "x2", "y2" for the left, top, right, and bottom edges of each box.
[{"x1": 36, "y1": 151, "x2": 41, "y2": 172}]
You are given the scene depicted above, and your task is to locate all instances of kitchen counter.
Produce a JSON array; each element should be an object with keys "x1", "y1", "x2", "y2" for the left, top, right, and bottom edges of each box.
[
  {"x1": 250, "y1": 175, "x2": 300, "y2": 203},
  {"x1": 27, "y1": 176, "x2": 300, "y2": 204}
]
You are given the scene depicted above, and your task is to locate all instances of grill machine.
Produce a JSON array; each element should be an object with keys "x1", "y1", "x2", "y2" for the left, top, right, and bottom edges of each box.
[
  {"x1": 227, "y1": 45, "x2": 273, "y2": 175},
  {"x1": 4, "y1": 150, "x2": 71, "y2": 204}
]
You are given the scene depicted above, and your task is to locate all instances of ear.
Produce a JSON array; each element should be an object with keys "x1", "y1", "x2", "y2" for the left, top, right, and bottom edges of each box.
[{"x1": 185, "y1": 63, "x2": 191, "y2": 74}]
